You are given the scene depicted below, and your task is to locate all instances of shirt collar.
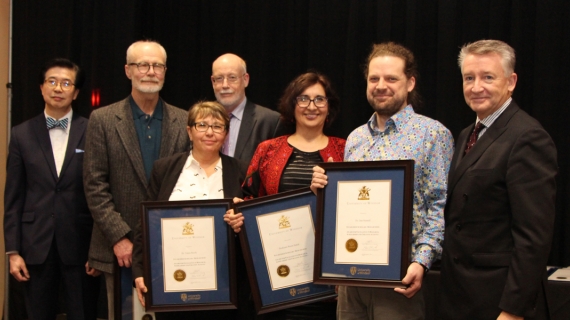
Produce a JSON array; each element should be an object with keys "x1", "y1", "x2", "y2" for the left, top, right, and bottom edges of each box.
[
  {"x1": 185, "y1": 151, "x2": 223, "y2": 171},
  {"x1": 367, "y1": 104, "x2": 415, "y2": 134},
  {"x1": 44, "y1": 108, "x2": 73, "y2": 132},
  {"x1": 477, "y1": 97, "x2": 511, "y2": 128},
  {"x1": 230, "y1": 98, "x2": 247, "y2": 120},
  {"x1": 129, "y1": 95, "x2": 164, "y2": 120}
]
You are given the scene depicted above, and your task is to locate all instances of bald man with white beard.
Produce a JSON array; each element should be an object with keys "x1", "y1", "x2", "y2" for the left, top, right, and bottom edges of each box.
[{"x1": 211, "y1": 53, "x2": 288, "y2": 164}]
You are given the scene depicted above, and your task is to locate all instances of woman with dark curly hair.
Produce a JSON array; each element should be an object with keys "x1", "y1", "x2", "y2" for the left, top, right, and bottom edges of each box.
[
  {"x1": 236, "y1": 72, "x2": 344, "y2": 200},
  {"x1": 224, "y1": 71, "x2": 345, "y2": 319}
]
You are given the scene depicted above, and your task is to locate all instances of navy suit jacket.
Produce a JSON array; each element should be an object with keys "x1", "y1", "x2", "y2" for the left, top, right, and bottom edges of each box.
[
  {"x1": 4, "y1": 112, "x2": 92, "y2": 266},
  {"x1": 441, "y1": 102, "x2": 558, "y2": 319}
]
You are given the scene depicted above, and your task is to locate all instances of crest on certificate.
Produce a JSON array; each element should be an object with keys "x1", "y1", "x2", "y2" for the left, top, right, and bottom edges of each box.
[
  {"x1": 180, "y1": 293, "x2": 188, "y2": 302},
  {"x1": 278, "y1": 215, "x2": 291, "y2": 229},
  {"x1": 358, "y1": 186, "x2": 371, "y2": 200},
  {"x1": 182, "y1": 222, "x2": 194, "y2": 235},
  {"x1": 289, "y1": 288, "x2": 297, "y2": 296},
  {"x1": 350, "y1": 266, "x2": 357, "y2": 275}
]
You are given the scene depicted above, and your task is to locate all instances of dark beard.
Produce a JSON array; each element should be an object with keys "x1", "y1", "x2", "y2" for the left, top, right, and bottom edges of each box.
[{"x1": 368, "y1": 95, "x2": 406, "y2": 118}]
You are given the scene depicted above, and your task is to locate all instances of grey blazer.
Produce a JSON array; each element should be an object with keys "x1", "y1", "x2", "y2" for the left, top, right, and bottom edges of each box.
[{"x1": 83, "y1": 97, "x2": 190, "y2": 273}]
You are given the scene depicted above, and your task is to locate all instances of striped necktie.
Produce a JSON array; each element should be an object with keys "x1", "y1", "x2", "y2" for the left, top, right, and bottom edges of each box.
[{"x1": 46, "y1": 117, "x2": 69, "y2": 130}]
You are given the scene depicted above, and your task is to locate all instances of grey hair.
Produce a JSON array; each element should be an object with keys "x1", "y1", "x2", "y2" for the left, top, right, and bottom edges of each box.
[
  {"x1": 458, "y1": 39, "x2": 515, "y2": 76},
  {"x1": 126, "y1": 40, "x2": 167, "y2": 64}
]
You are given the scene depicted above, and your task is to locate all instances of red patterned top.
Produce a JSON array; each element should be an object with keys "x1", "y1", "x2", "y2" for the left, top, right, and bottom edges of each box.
[{"x1": 242, "y1": 135, "x2": 346, "y2": 198}]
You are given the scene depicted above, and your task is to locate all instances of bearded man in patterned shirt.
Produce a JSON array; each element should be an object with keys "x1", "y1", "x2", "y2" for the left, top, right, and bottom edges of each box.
[{"x1": 312, "y1": 42, "x2": 454, "y2": 319}]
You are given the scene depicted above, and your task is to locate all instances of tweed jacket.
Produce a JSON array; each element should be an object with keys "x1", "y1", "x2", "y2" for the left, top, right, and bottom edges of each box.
[{"x1": 83, "y1": 96, "x2": 190, "y2": 273}]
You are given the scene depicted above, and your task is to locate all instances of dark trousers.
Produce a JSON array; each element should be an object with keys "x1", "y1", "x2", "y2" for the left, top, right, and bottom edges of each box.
[{"x1": 24, "y1": 240, "x2": 99, "y2": 320}]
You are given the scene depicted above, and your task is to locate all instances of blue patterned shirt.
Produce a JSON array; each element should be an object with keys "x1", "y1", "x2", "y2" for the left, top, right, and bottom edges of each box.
[{"x1": 345, "y1": 105, "x2": 454, "y2": 268}]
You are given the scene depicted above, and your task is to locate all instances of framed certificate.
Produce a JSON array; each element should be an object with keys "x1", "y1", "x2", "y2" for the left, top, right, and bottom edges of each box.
[
  {"x1": 313, "y1": 160, "x2": 414, "y2": 288},
  {"x1": 141, "y1": 199, "x2": 238, "y2": 312},
  {"x1": 235, "y1": 188, "x2": 337, "y2": 314}
]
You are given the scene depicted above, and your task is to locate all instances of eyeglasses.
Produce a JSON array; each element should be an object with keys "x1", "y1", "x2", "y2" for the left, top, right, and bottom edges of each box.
[
  {"x1": 192, "y1": 122, "x2": 227, "y2": 133},
  {"x1": 212, "y1": 74, "x2": 244, "y2": 84},
  {"x1": 296, "y1": 95, "x2": 328, "y2": 108},
  {"x1": 128, "y1": 62, "x2": 167, "y2": 75},
  {"x1": 44, "y1": 78, "x2": 75, "y2": 91}
]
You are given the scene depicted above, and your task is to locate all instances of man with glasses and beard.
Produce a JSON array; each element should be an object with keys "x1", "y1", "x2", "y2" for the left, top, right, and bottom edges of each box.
[
  {"x1": 83, "y1": 40, "x2": 190, "y2": 319},
  {"x1": 311, "y1": 42, "x2": 453, "y2": 319}
]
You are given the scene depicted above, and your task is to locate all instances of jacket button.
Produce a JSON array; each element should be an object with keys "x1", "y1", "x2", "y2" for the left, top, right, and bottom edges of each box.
[
  {"x1": 455, "y1": 224, "x2": 461, "y2": 231},
  {"x1": 453, "y1": 256, "x2": 459, "y2": 263},
  {"x1": 462, "y1": 194, "x2": 467, "y2": 200}
]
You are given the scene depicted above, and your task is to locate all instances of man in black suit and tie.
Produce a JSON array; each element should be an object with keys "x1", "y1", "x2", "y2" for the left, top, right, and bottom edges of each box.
[
  {"x1": 211, "y1": 53, "x2": 286, "y2": 164},
  {"x1": 4, "y1": 58, "x2": 99, "y2": 319},
  {"x1": 440, "y1": 40, "x2": 558, "y2": 319}
]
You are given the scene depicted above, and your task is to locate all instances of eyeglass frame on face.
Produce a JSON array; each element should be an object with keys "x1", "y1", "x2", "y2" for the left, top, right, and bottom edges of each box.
[
  {"x1": 211, "y1": 74, "x2": 245, "y2": 84},
  {"x1": 191, "y1": 122, "x2": 228, "y2": 134},
  {"x1": 44, "y1": 78, "x2": 75, "y2": 91},
  {"x1": 295, "y1": 95, "x2": 328, "y2": 108},
  {"x1": 127, "y1": 62, "x2": 167, "y2": 75}
]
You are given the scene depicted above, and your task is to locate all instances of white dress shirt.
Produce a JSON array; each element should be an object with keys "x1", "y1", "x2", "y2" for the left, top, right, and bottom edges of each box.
[{"x1": 45, "y1": 109, "x2": 72, "y2": 177}]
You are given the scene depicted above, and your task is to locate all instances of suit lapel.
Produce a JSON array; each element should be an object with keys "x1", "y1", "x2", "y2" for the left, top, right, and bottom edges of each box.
[
  {"x1": 115, "y1": 100, "x2": 148, "y2": 186},
  {"x1": 160, "y1": 102, "x2": 182, "y2": 158},
  {"x1": 221, "y1": 154, "x2": 239, "y2": 197},
  {"x1": 448, "y1": 103, "x2": 519, "y2": 192},
  {"x1": 158, "y1": 151, "x2": 189, "y2": 200},
  {"x1": 234, "y1": 101, "x2": 256, "y2": 160},
  {"x1": 59, "y1": 114, "x2": 86, "y2": 179},
  {"x1": 32, "y1": 114, "x2": 58, "y2": 181}
]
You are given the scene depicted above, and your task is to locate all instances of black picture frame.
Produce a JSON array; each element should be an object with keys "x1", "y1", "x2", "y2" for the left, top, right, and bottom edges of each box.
[
  {"x1": 313, "y1": 160, "x2": 414, "y2": 288},
  {"x1": 141, "y1": 199, "x2": 238, "y2": 312},
  {"x1": 234, "y1": 188, "x2": 337, "y2": 315}
]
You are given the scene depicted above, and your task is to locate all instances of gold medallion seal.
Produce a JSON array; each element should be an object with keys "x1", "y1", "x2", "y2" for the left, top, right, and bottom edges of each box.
[
  {"x1": 346, "y1": 239, "x2": 358, "y2": 252},
  {"x1": 174, "y1": 269, "x2": 186, "y2": 282},
  {"x1": 277, "y1": 265, "x2": 290, "y2": 277}
]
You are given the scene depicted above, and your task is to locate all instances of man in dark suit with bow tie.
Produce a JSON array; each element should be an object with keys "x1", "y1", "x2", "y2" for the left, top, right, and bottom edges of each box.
[
  {"x1": 440, "y1": 40, "x2": 558, "y2": 320},
  {"x1": 4, "y1": 58, "x2": 99, "y2": 319}
]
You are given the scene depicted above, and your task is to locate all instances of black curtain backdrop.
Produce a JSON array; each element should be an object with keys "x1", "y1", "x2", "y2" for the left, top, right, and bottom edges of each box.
[{"x1": 10, "y1": 0, "x2": 570, "y2": 266}]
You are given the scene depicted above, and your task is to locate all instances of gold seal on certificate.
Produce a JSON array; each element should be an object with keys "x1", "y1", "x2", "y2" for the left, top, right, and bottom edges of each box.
[
  {"x1": 277, "y1": 265, "x2": 290, "y2": 277},
  {"x1": 174, "y1": 269, "x2": 186, "y2": 282},
  {"x1": 346, "y1": 239, "x2": 358, "y2": 252}
]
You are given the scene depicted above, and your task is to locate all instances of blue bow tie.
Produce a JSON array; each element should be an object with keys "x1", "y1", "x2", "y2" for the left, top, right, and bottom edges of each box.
[{"x1": 46, "y1": 117, "x2": 69, "y2": 130}]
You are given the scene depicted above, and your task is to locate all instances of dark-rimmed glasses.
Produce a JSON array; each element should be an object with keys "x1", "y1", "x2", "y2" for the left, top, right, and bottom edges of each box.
[
  {"x1": 128, "y1": 62, "x2": 167, "y2": 74},
  {"x1": 192, "y1": 122, "x2": 227, "y2": 133},
  {"x1": 296, "y1": 95, "x2": 328, "y2": 108},
  {"x1": 44, "y1": 78, "x2": 75, "y2": 91}
]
